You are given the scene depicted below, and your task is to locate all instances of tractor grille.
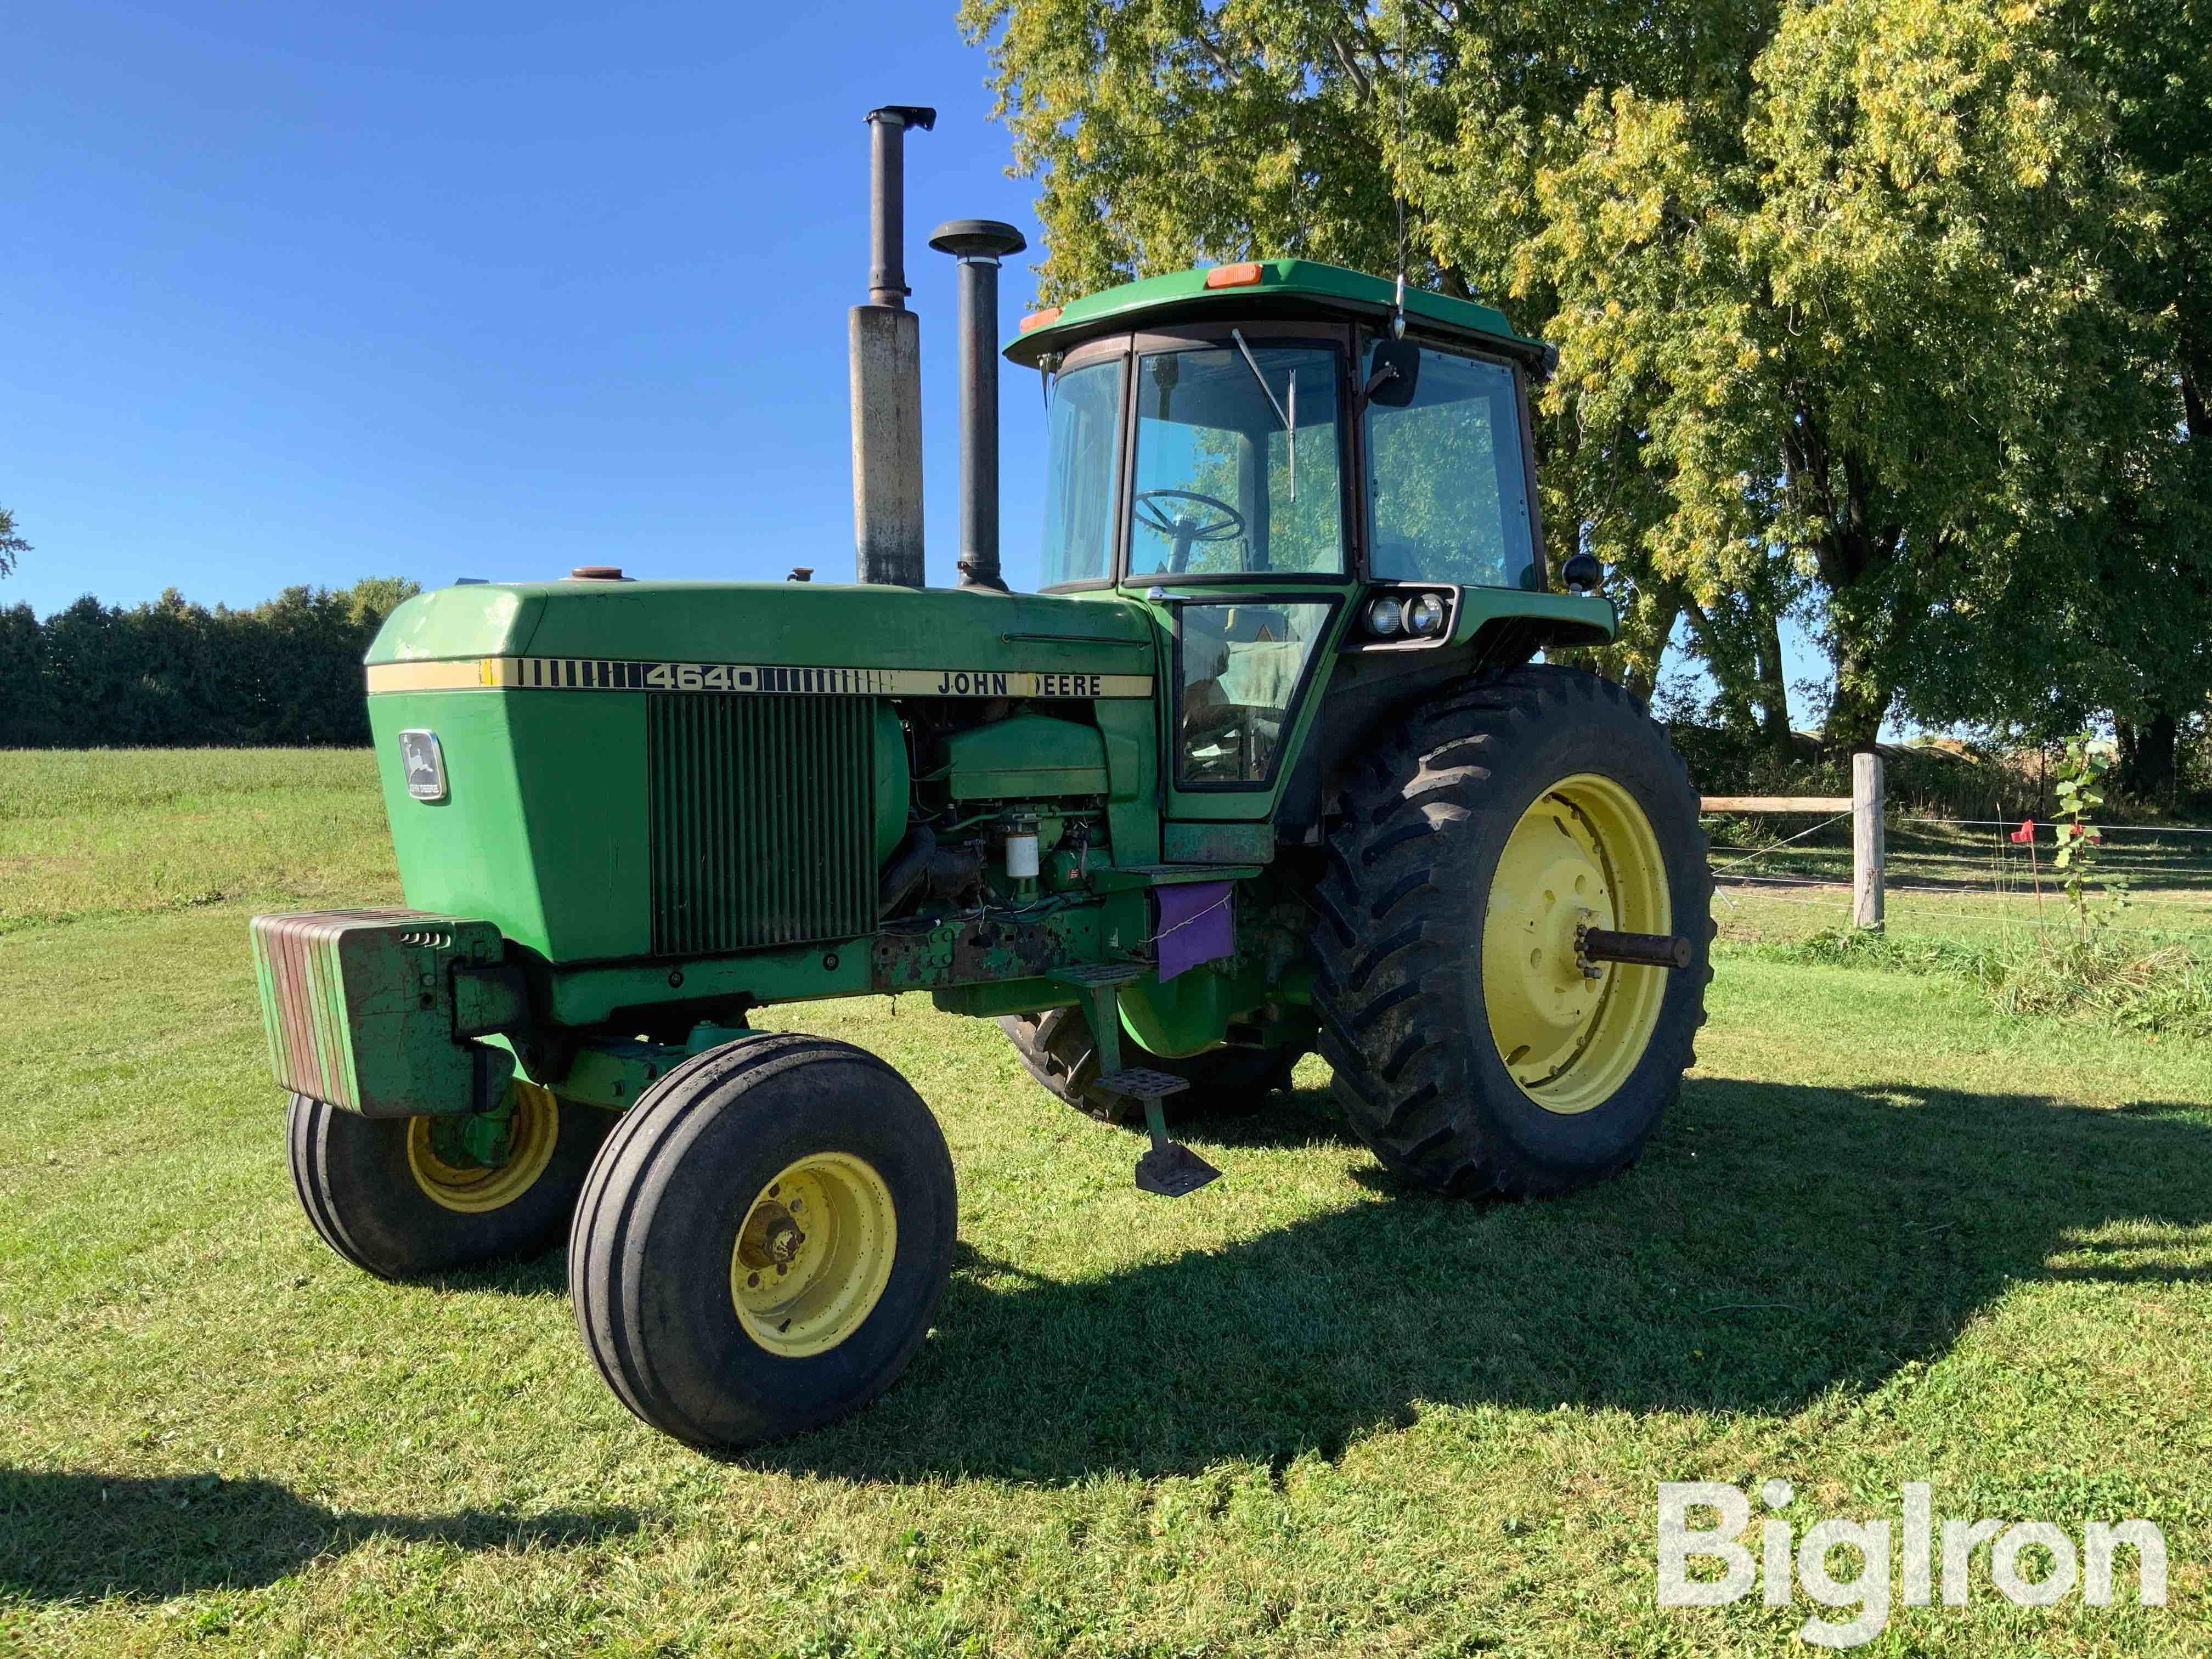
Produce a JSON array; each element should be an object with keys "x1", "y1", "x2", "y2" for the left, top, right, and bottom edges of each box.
[{"x1": 646, "y1": 693, "x2": 877, "y2": 956}]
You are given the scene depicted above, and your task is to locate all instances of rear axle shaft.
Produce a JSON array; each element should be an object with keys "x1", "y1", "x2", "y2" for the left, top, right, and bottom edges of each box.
[{"x1": 1576, "y1": 926, "x2": 1694, "y2": 970}]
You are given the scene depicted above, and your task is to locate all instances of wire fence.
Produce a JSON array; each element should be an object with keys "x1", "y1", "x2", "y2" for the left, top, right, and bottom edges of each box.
[{"x1": 1702, "y1": 808, "x2": 2212, "y2": 945}]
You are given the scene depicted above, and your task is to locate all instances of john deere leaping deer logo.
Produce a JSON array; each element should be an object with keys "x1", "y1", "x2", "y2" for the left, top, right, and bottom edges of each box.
[{"x1": 397, "y1": 730, "x2": 447, "y2": 802}]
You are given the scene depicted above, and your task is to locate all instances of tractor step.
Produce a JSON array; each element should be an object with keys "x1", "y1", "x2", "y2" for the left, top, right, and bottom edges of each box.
[
  {"x1": 1093, "y1": 1069, "x2": 1218, "y2": 1198},
  {"x1": 1091, "y1": 1066, "x2": 1191, "y2": 1102},
  {"x1": 1051, "y1": 962, "x2": 1150, "y2": 988},
  {"x1": 1134, "y1": 1140, "x2": 1221, "y2": 1198}
]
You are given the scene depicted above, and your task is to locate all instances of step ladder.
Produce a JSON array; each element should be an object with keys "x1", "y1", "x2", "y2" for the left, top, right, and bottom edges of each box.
[{"x1": 1048, "y1": 963, "x2": 1222, "y2": 1198}]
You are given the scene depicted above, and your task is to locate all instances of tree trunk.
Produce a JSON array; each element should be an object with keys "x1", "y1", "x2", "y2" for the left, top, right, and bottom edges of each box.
[
  {"x1": 1617, "y1": 582, "x2": 1684, "y2": 707},
  {"x1": 2116, "y1": 709, "x2": 2180, "y2": 807},
  {"x1": 1753, "y1": 605, "x2": 1794, "y2": 759},
  {"x1": 1680, "y1": 599, "x2": 1755, "y2": 733},
  {"x1": 1822, "y1": 633, "x2": 1891, "y2": 753}
]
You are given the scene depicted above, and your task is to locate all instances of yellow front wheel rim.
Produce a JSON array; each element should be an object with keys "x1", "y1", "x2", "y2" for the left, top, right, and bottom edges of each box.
[
  {"x1": 1482, "y1": 773, "x2": 1672, "y2": 1115},
  {"x1": 406, "y1": 1080, "x2": 561, "y2": 1213},
  {"x1": 730, "y1": 1153, "x2": 897, "y2": 1358}
]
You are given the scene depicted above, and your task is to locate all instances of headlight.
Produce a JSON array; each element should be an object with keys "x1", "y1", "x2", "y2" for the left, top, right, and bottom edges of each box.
[
  {"x1": 1406, "y1": 592, "x2": 1448, "y2": 637},
  {"x1": 1364, "y1": 595, "x2": 1405, "y2": 636}
]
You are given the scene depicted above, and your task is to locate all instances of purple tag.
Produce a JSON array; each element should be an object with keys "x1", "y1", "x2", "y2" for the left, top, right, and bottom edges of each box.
[{"x1": 1154, "y1": 881, "x2": 1234, "y2": 981}]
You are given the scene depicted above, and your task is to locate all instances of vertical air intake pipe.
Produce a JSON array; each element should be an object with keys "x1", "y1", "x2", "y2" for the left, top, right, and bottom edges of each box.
[
  {"x1": 850, "y1": 105, "x2": 935, "y2": 587},
  {"x1": 928, "y1": 218, "x2": 1026, "y2": 593}
]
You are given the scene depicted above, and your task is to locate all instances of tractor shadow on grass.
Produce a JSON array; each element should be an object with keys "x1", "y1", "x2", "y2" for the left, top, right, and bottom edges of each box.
[
  {"x1": 760, "y1": 1076, "x2": 2212, "y2": 1485},
  {"x1": 1179, "y1": 1082, "x2": 1361, "y2": 1152},
  {"x1": 0, "y1": 1467, "x2": 642, "y2": 1604}
]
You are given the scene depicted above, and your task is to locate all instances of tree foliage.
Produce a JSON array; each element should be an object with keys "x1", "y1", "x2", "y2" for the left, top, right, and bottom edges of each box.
[
  {"x1": 964, "y1": 0, "x2": 2212, "y2": 761},
  {"x1": 0, "y1": 579, "x2": 419, "y2": 748},
  {"x1": 0, "y1": 507, "x2": 27, "y2": 579}
]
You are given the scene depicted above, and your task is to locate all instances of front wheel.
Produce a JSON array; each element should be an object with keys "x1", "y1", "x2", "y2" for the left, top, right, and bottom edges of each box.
[
  {"x1": 568, "y1": 1031, "x2": 956, "y2": 1453},
  {"x1": 287, "y1": 1081, "x2": 611, "y2": 1279},
  {"x1": 1312, "y1": 665, "x2": 1712, "y2": 1197}
]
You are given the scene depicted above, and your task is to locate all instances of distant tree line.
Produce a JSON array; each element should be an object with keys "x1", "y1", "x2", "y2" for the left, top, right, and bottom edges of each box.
[{"x1": 0, "y1": 578, "x2": 419, "y2": 747}]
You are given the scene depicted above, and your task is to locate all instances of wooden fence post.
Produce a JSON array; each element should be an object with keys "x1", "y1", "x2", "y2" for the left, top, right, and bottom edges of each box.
[{"x1": 1853, "y1": 752, "x2": 1885, "y2": 931}]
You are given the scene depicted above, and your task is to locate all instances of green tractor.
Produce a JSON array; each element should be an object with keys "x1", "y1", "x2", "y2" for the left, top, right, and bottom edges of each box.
[{"x1": 252, "y1": 106, "x2": 1711, "y2": 1454}]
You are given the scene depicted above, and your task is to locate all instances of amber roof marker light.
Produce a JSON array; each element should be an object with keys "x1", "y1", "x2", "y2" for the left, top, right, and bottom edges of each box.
[{"x1": 1203, "y1": 262, "x2": 1266, "y2": 290}]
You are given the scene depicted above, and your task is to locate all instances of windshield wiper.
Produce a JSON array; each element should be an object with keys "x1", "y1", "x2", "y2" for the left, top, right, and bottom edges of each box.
[{"x1": 1229, "y1": 329, "x2": 1295, "y2": 501}]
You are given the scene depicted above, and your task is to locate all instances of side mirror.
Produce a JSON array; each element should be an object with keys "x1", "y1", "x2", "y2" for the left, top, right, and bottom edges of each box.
[{"x1": 1363, "y1": 341, "x2": 1421, "y2": 408}]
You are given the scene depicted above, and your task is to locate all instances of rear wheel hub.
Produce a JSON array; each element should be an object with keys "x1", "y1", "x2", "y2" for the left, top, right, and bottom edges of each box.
[{"x1": 1482, "y1": 774, "x2": 1671, "y2": 1115}]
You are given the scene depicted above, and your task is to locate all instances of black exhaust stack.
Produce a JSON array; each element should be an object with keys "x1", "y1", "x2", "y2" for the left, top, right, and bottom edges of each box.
[
  {"x1": 850, "y1": 105, "x2": 934, "y2": 587},
  {"x1": 929, "y1": 218, "x2": 1026, "y2": 593}
]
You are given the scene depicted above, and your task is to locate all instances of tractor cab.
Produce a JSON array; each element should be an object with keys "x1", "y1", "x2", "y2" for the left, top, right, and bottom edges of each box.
[{"x1": 1005, "y1": 259, "x2": 1605, "y2": 822}]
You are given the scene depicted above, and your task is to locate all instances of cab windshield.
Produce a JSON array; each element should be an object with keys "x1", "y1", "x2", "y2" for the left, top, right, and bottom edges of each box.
[
  {"x1": 1034, "y1": 333, "x2": 1536, "y2": 589},
  {"x1": 1128, "y1": 343, "x2": 1342, "y2": 577}
]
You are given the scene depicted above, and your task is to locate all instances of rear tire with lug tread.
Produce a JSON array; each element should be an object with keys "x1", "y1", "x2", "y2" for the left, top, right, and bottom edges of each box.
[
  {"x1": 1312, "y1": 664, "x2": 1712, "y2": 1198},
  {"x1": 568, "y1": 1031, "x2": 956, "y2": 1454},
  {"x1": 287, "y1": 1082, "x2": 611, "y2": 1280},
  {"x1": 997, "y1": 1005, "x2": 1295, "y2": 1124}
]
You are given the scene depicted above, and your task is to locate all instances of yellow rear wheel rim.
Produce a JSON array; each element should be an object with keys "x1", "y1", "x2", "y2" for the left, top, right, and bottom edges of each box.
[
  {"x1": 1482, "y1": 773, "x2": 1671, "y2": 1115},
  {"x1": 406, "y1": 1080, "x2": 561, "y2": 1214},
  {"x1": 730, "y1": 1153, "x2": 897, "y2": 1358}
]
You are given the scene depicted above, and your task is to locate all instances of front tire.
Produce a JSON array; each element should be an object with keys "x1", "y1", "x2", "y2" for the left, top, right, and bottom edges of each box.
[
  {"x1": 568, "y1": 1031, "x2": 956, "y2": 1454},
  {"x1": 287, "y1": 1081, "x2": 610, "y2": 1280},
  {"x1": 1312, "y1": 666, "x2": 1711, "y2": 1197}
]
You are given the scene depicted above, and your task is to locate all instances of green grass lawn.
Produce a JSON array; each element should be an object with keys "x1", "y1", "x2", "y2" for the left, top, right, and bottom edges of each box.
[
  {"x1": 0, "y1": 749, "x2": 392, "y2": 935},
  {"x1": 3, "y1": 751, "x2": 2210, "y2": 1655}
]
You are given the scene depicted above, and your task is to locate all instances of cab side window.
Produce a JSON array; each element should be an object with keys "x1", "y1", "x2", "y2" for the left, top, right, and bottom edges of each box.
[{"x1": 1363, "y1": 345, "x2": 1537, "y2": 589}]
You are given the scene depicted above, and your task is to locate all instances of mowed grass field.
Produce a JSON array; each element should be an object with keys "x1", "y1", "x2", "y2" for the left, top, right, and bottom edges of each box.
[{"x1": 3, "y1": 749, "x2": 2211, "y2": 1656}]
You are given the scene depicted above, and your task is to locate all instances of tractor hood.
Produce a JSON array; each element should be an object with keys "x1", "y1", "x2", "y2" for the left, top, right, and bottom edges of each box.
[{"x1": 366, "y1": 580, "x2": 1156, "y2": 690}]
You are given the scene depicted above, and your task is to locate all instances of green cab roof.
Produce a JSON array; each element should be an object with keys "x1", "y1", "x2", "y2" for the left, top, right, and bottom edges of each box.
[{"x1": 1002, "y1": 258, "x2": 1549, "y2": 369}]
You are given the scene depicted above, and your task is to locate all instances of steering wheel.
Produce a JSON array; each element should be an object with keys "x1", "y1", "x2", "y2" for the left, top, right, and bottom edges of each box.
[
  {"x1": 1183, "y1": 699, "x2": 1250, "y2": 746},
  {"x1": 1134, "y1": 488, "x2": 1247, "y2": 573}
]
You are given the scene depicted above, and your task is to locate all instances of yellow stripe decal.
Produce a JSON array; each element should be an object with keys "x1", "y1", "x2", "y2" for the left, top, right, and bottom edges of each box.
[
  {"x1": 364, "y1": 659, "x2": 492, "y2": 693},
  {"x1": 367, "y1": 658, "x2": 1152, "y2": 699}
]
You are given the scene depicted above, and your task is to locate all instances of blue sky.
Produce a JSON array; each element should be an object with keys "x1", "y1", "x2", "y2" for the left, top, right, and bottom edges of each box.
[
  {"x1": 2, "y1": 2, "x2": 1829, "y2": 728},
  {"x1": 2, "y1": 2, "x2": 1056, "y2": 612}
]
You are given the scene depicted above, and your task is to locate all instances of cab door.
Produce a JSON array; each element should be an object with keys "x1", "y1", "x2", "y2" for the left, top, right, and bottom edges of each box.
[
  {"x1": 1159, "y1": 593, "x2": 1341, "y2": 828},
  {"x1": 1113, "y1": 325, "x2": 1358, "y2": 838}
]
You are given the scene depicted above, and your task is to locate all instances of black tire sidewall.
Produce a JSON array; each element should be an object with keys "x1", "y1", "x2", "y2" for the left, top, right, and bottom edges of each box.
[
  {"x1": 603, "y1": 1044, "x2": 956, "y2": 1449},
  {"x1": 998, "y1": 1007, "x2": 1294, "y2": 1120},
  {"x1": 289, "y1": 1091, "x2": 609, "y2": 1280}
]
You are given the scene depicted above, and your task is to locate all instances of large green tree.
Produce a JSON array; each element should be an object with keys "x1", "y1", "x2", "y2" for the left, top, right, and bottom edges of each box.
[
  {"x1": 964, "y1": 0, "x2": 2198, "y2": 754},
  {"x1": 1539, "y1": 0, "x2": 2176, "y2": 748},
  {"x1": 2061, "y1": 0, "x2": 2212, "y2": 803},
  {"x1": 962, "y1": 0, "x2": 1773, "y2": 703}
]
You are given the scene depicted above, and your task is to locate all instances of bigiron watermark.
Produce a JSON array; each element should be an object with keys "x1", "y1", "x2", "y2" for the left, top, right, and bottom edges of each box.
[{"x1": 1657, "y1": 1480, "x2": 2166, "y2": 1648}]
